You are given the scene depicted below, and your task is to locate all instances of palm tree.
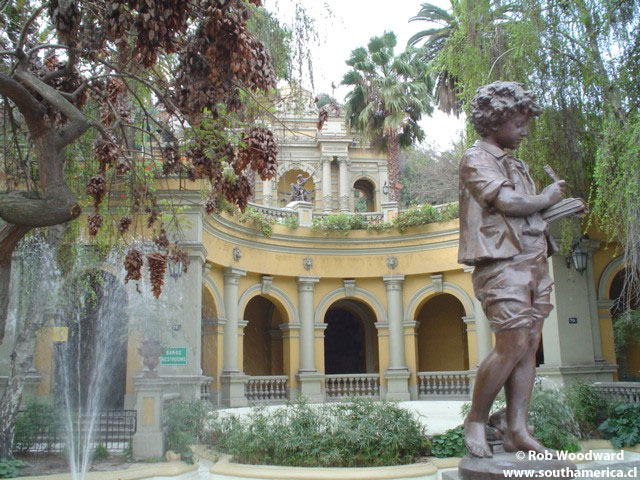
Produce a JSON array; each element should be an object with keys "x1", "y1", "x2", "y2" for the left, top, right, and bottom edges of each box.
[
  {"x1": 408, "y1": 1, "x2": 521, "y2": 116},
  {"x1": 341, "y1": 31, "x2": 433, "y2": 202},
  {"x1": 408, "y1": 2, "x2": 460, "y2": 116},
  {"x1": 408, "y1": 3, "x2": 457, "y2": 60}
]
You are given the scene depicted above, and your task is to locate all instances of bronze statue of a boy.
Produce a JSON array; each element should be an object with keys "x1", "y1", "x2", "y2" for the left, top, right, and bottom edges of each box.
[{"x1": 459, "y1": 81, "x2": 566, "y2": 458}]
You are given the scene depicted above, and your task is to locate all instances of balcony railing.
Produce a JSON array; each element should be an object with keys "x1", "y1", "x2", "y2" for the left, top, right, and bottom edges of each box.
[
  {"x1": 245, "y1": 375, "x2": 288, "y2": 403},
  {"x1": 248, "y1": 203, "x2": 297, "y2": 219},
  {"x1": 417, "y1": 371, "x2": 471, "y2": 399},
  {"x1": 200, "y1": 378, "x2": 213, "y2": 403},
  {"x1": 592, "y1": 382, "x2": 640, "y2": 404},
  {"x1": 325, "y1": 373, "x2": 381, "y2": 399}
]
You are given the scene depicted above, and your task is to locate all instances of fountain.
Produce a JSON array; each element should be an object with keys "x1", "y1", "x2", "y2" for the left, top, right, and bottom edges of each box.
[
  {"x1": 54, "y1": 249, "x2": 129, "y2": 480},
  {"x1": 5, "y1": 238, "x2": 131, "y2": 479},
  {"x1": 3, "y1": 233, "x2": 196, "y2": 479}
]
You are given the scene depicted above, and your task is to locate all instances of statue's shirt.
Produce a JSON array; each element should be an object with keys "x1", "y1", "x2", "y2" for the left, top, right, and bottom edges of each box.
[{"x1": 458, "y1": 140, "x2": 556, "y2": 266}]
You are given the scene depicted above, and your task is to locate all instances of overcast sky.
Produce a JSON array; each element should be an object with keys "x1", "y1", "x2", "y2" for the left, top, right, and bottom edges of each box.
[{"x1": 264, "y1": 0, "x2": 465, "y2": 151}]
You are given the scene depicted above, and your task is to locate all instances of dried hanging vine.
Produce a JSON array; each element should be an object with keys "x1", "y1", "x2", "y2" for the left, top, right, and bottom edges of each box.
[{"x1": 0, "y1": 0, "x2": 286, "y2": 307}]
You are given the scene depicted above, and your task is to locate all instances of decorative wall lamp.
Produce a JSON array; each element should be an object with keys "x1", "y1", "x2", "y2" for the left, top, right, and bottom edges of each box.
[
  {"x1": 168, "y1": 255, "x2": 184, "y2": 280},
  {"x1": 566, "y1": 236, "x2": 588, "y2": 274},
  {"x1": 382, "y1": 181, "x2": 389, "y2": 196}
]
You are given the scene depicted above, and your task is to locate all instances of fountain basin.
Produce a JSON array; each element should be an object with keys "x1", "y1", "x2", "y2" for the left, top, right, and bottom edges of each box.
[
  {"x1": 211, "y1": 458, "x2": 438, "y2": 480},
  {"x1": 190, "y1": 446, "x2": 438, "y2": 480},
  {"x1": 15, "y1": 461, "x2": 197, "y2": 480}
]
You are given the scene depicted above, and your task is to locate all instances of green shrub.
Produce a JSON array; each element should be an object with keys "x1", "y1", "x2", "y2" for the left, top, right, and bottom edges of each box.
[
  {"x1": 599, "y1": 403, "x2": 640, "y2": 448},
  {"x1": 430, "y1": 425, "x2": 467, "y2": 458},
  {"x1": 311, "y1": 213, "x2": 367, "y2": 235},
  {"x1": 93, "y1": 443, "x2": 109, "y2": 461},
  {"x1": 0, "y1": 459, "x2": 27, "y2": 479},
  {"x1": 393, "y1": 203, "x2": 459, "y2": 232},
  {"x1": 460, "y1": 383, "x2": 581, "y2": 452},
  {"x1": 613, "y1": 309, "x2": 640, "y2": 353},
  {"x1": 527, "y1": 385, "x2": 581, "y2": 452},
  {"x1": 164, "y1": 400, "x2": 210, "y2": 457},
  {"x1": 206, "y1": 398, "x2": 429, "y2": 467},
  {"x1": 566, "y1": 382, "x2": 610, "y2": 438},
  {"x1": 282, "y1": 215, "x2": 299, "y2": 229},
  {"x1": 13, "y1": 401, "x2": 63, "y2": 453},
  {"x1": 237, "y1": 208, "x2": 275, "y2": 237}
]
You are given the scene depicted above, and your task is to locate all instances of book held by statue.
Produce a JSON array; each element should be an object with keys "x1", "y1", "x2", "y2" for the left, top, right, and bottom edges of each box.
[{"x1": 541, "y1": 198, "x2": 587, "y2": 223}]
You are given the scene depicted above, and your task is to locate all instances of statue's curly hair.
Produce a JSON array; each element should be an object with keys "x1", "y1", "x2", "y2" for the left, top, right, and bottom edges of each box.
[{"x1": 470, "y1": 81, "x2": 542, "y2": 137}]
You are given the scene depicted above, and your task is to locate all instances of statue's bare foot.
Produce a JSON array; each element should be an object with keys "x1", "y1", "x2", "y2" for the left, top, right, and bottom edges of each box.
[
  {"x1": 503, "y1": 428, "x2": 555, "y2": 457},
  {"x1": 488, "y1": 409, "x2": 534, "y2": 438},
  {"x1": 464, "y1": 417, "x2": 493, "y2": 458}
]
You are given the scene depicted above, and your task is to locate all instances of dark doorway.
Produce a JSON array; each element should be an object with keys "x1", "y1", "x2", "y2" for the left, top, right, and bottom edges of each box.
[{"x1": 324, "y1": 308, "x2": 365, "y2": 374}]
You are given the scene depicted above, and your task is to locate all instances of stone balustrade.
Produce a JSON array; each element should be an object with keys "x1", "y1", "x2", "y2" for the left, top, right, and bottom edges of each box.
[
  {"x1": 245, "y1": 375, "x2": 289, "y2": 402},
  {"x1": 200, "y1": 378, "x2": 213, "y2": 403},
  {"x1": 417, "y1": 371, "x2": 471, "y2": 399},
  {"x1": 325, "y1": 374, "x2": 381, "y2": 399},
  {"x1": 248, "y1": 203, "x2": 297, "y2": 219},
  {"x1": 592, "y1": 381, "x2": 640, "y2": 404}
]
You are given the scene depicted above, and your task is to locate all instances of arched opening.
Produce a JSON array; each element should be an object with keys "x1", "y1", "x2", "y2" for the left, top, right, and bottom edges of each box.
[
  {"x1": 243, "y1": 295, "x2": 286, "y2": 375},
  {"x1": 324, "y1": 299, "x2": 378, "y2": 374},
  {"x1": 277, "y1": 169, "x2": 316, "y2": 207},
  {"x1": 353, "y1": 178, "x2": 375, "y2": 213},
  {"x1": 609, "y1": 269, "x2": 640, "y2": 380},
  {"x1": 201, "y1": 286, "x2": 219, "y2": 379},
  {"x1": 416, "y1": 294, "x2": 469, "y2": 371},
  {"x1": 55, "y1": 270, "x2": 128, "y2": 410}
]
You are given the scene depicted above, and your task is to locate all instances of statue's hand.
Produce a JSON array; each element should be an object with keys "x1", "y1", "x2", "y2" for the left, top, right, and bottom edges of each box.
[{"x1": 541, "y1": 180, "x2": 566, "y2": 205}]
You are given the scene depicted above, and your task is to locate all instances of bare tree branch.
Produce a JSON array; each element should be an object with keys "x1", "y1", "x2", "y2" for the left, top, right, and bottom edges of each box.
[
  {"x1": 0, "y1": 72, "x2": 46, "y2": 133},
  {"x1": 15, "y1": 5, "x2": 47, "y2": 54},
  {"x1": 13, "y1": 68, "x2": 90, "y2": 148}
]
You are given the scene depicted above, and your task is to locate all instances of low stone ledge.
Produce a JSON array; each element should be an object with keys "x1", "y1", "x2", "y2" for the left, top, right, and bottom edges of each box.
[
  {"x1": 209, "y1": 455, "x2": 438, "y2": 480},
  {"x1": 15, "y1": 461, "x2": 198, "y2": 480}
]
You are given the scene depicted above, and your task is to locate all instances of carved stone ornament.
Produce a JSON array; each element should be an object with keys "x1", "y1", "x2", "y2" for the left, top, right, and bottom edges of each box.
[
  {"x1": 387, "y1": 256, "x2": 398, "y2": 270},
  {"x1": 343, "y1": 279, "x2": 356, "y2": 297},
  {"x1": 431, "y1": 274, "x2": 444, "y2": 293},
  {"x1": 261, "y1": 275, "x2": 273, "y2": 295},
  {"x1": 232, "y1": 247, "x2": 242, "y2": 262},
  {"x1": 303, "y1": 257, "x2": 313, "y2": 270},
  {"x1": 138, "y1": 340, "x2": 164, "y2": 378}
]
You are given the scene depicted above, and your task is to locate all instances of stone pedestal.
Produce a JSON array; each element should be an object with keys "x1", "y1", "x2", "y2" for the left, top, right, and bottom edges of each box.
[
  {"x1": 384, "y1": 369, "x2": 411, "y2": 401},
  {"x1": 443, "y1": 453, "x2": 576, "y2": 479},
  {"x1": 296, "y1": 372, "x2": 325, "y2": 403},
  {"x1": 382, "y1": 202, "x2": 399, "y2": 222},
  {"x1": 220, "y1": 372, "x2": 248, "y2": 407},
  {"x1": 288, "y1": 201, "x2": 314, "y2": 227},
  {"x1": 132, "y1": 377, "x2": 165, "y2": 459}
]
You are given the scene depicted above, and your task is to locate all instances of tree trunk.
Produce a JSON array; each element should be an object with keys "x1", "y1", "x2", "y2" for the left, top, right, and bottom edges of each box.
[
  {"x1": 386, "y1": 131, "x2": 402, "y2": 203},
  {"x1": 0, "y1": 313, "x2": 42, "y2": 458},
  {"x1": 0, "y1": 237, "x2": 49, "y2": 458},
  {"x1": 0, "y1": 224, "x2": 31, "y2": 344}
]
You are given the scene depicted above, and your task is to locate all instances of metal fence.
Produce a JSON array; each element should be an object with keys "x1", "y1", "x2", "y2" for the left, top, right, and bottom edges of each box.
[{"x1": 13, "y1": 409, "x2": 136, "y2": 453}]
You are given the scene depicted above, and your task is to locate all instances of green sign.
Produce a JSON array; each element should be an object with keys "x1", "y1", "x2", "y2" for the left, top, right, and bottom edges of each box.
[{"x1": 160, "y1": 347, "x2": 188, "y2": 366}]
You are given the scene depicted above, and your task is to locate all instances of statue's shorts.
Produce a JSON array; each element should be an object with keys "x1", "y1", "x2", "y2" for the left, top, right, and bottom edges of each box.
[{"x1": 472, "y1": 234, "x2": 553, "y2": 332}]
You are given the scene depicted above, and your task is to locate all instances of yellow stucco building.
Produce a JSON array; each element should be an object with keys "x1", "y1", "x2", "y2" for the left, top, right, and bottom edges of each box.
[{"x1": 1, "y1": 97, "x2": 638, "y2": 458}]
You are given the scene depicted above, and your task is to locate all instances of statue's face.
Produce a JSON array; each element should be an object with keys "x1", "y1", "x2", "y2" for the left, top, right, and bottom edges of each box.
[{"x1": 492, "y1": 112, "x2": 530, "y2": 150}]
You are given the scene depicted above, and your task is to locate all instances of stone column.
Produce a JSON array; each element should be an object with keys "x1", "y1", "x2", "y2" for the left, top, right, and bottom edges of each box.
[
  {"x1": 583, "y1": 239, "x2": 604, "y2": 362},
  {"x1": 338, "y1": 156, "x2": 350, "y2": 212},
  {"x1": 280, "y1": 323, "x2": 301, "y2": 397},
  {"x1": 296, "y1": 276, "x2": 324, "y2": 402},
  {"x1": 220, "y1": 267, "x2": 248, "y2": 407},
  {"x1": 474, "y1": 298, "x2": 493, "y2": 364},
  {"x1": 383, "y1": 275, "x2": 410, "y2": 401},
  {"x1": 262, "y1": 179, "x2": 273, "y2": 206},
  {"x1": 322, "y1": 156, "x2": 333, "y2": 212},
  {"x1": 237, "y1": 319, "x2": 249, "y2": 373}
]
